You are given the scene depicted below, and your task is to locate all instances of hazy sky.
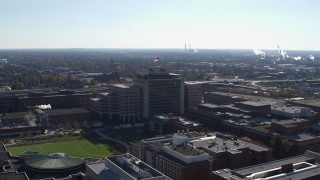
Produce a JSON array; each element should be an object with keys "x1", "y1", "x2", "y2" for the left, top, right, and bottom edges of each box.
[{"x1": 1, "y1": 0, "x2": 319, "y2": 50}]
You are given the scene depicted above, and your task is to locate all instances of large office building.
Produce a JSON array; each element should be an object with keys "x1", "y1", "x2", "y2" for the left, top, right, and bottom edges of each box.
[
  {"x1": 134, "y1": 67, "x2": 184, "y2": 118},
  {"x1": 90, "y1": 84, "x2": 141, "y2": 124}
]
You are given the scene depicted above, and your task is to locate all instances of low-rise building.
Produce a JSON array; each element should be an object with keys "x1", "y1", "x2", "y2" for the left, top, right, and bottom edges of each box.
[
  {"x1": 271, "y1": 118, "x2": 309, "y2": 134},
  {"x1": 86, "y1": 153, "x2": 170, "y2": 180},
  {"x1": 130, "y1": 131, "x2": 272, "y2": 180},
  {"x1": 204, "y1": 92, "x2": 283, "y2": 106},
  {"x1": 149, "y1": 114, "x2": 202, "y2": 134},
  {"x1": 271, "y1": 105, "x2": 317, "y2": 118},
  {"x1": 233, "y1": 101, "x2": 271, "y2": 116},
  {"x1": 41, "y1": 108, "x2": 90, "y2": 128},
  {"x1": 289, "y1": 99, "x2": 320, "y2": 112},
  {"x1": 212, "y1": 150, "x2": 320, "y2": 180},
  {"x1": 243, "y1": 124, "x2": 320, "y2": 155},
  {"x1": 0, "y1": 126, "x2": 43, "y2": 138},
  {"x1": 15, "y1": 89, "x2": 93, "y2": 112}
]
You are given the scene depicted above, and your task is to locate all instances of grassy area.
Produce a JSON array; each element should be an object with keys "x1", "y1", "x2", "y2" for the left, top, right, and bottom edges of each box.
[{"x1": 7, "y1": 139, "x2": 114, "y2": 158}]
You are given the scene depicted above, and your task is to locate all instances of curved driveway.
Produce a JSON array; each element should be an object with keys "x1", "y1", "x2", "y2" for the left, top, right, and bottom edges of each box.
[{"x1": 93, "y1": 128, "x2": 130, "y2": 152}]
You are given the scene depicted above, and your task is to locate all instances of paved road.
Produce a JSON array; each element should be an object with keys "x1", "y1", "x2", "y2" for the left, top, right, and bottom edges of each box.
[{"x1": 93, "y1": 128, "x2": 130, "y2": 152}]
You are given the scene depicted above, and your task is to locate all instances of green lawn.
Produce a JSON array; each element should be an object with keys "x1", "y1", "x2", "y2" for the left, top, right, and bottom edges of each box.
[{"x1": 7, "y1": 139, "x2": 114, "y2": 158}]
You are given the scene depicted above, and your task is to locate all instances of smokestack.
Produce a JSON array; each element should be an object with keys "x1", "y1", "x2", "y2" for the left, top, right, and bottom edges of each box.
[
  {"x1": 185, "y1": 43, "x2": 186, "y2": 51},
  {"x1": 189, "y1": 44, "x2": 191, "y2": 50}
]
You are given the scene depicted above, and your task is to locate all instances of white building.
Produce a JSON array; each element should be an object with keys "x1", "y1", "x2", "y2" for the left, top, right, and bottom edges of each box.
[
  {"x1": 271, "y1": 105, "x2": 317, "y2": 118},
  {"x1": 89, "y1": 84, "x2": 141, "y2": 124}
]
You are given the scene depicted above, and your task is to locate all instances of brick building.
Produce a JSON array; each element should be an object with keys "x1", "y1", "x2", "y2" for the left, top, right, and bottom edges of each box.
[
  {"x1": 15, "y1": 89, "x2": 92, "y2": 112},
  {"x1": 271, "y1": 118, "x2": 309, "y2": 134},
  {"x1": 130, "y1": 131, "x2": 272, "y2": 180}
]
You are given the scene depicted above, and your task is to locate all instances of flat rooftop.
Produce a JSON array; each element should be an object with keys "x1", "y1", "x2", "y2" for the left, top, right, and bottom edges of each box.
[
  {"x1": 191, "y1": 136, "x2": 269, "y2": 154},
  {"x1": 174, "y1": 117, "x2": 201, "y2": 127},
  {"x1": 45, "y1": 108, "x2": 90, "y2": 116},
  {"x1": 141, "y1": 135, "x2": 173, "y2": 143},
  {"x1": 198, "y1": 103, "x2": 219, "y2": 109},
  {"x1": 5, "y1": 112, "x2": 29, "y2": 120},
  {"x1": 272, "y1": 105, "x2": 307, "y2": 113},
  {"x1": 207, "y1": 92, "x2": 284, "y2": 105},
  {"x1": 86, "y1": 161, "x2": 120, "y2": 180},
  {"x1": 89, "y1": 97, "x2": 100, "y2": 102},
  {"x1": 245, "y1": 124, "x2": 274, "y2": 134},
  {"x1": 236, "y1": 139, "x2": 270, "y2": 152},
  {"x1": 290, "y1": 100, "x2": 320, "y2": 108},
  {"x1": 185, "y1": 81, "x2": 203, "y2": 85},
  {"x1": 272, "y1": 118, "x2": 308, "y2": 125},
  {"x1": 110, "y1": 84, "x2": 130, "y2": 88},
  {"x1": 141, "y1": 132, "x2": 205, "y2": 144},
  {"x1": 223, "y1": 119, "x2": 250, "y2": 126},
  {"x1": 107, "y1": 153, "x2": 165, "y2": 179},
  {"x1": 283, "y1": 133, "x2": 319, "y2": 142},
  {"x1": 235, "y1": 101, "x2": 271, "y2": 107},
  {"x1": 272, "y1": 166, "x2": 320, "y2": 180},
  {"x1": 167, "y1": 144, "x2": 203, "y2": 156},
  {"x1": 136, "y1": 71, "x2": 180, "y2": 78},
  {"x1": 192, "y1": 136, "x2": 244, "y2": 154},
  {"x1": 232, "y1": 154, "x2": 315, "y2": 177}
]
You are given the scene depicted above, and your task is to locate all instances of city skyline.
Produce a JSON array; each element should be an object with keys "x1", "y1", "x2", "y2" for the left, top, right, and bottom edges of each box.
[{"x1": 1, "y1": 0, "x2": 320, "y2": 50}]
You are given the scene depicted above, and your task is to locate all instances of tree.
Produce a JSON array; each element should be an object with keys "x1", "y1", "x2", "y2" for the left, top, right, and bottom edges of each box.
[
  {"x1": 16, "y1": 82, "x2": 25, "y2": 89},
  {"x1": 281, "y1": 139, "x2": 293, "y2": 157},
  {"x1": 270, "y1": 134, "x2": 294, "y2": 158},
  {"x1": 269, "y1": 134, "x2": 282, "y2": 158}
]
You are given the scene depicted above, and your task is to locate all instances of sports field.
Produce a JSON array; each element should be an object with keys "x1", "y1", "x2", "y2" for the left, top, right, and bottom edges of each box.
[{"x1": 7, "y1": 139, "x2": 114, "y2": 158}]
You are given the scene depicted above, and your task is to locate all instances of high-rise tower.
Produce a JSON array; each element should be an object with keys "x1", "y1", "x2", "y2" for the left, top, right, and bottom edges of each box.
[{"x1": 134, "y1": 67, "x2": 184, "y2": 118}]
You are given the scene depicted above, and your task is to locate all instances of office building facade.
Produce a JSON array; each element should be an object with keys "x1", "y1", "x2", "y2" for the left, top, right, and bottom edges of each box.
[
  {"x1": 134, "y1": 68, "x2": 184, "y2": 118},
  {"x1": 89, "y1": 84, "x2": 142, "y2": 124},
  {"x1": 184, "y1": 81, "x2": 202, "y2": 112}
]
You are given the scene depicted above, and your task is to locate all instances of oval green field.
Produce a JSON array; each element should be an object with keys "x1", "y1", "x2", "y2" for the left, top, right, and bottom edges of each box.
[{"x1": 7, "y1": 139, "x2": 114, "y2": 158}]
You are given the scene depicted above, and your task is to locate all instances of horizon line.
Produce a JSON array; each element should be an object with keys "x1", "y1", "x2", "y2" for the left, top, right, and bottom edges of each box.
[{"x1": 1, "y1": 47, "x2": 320, "y2": 51}]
